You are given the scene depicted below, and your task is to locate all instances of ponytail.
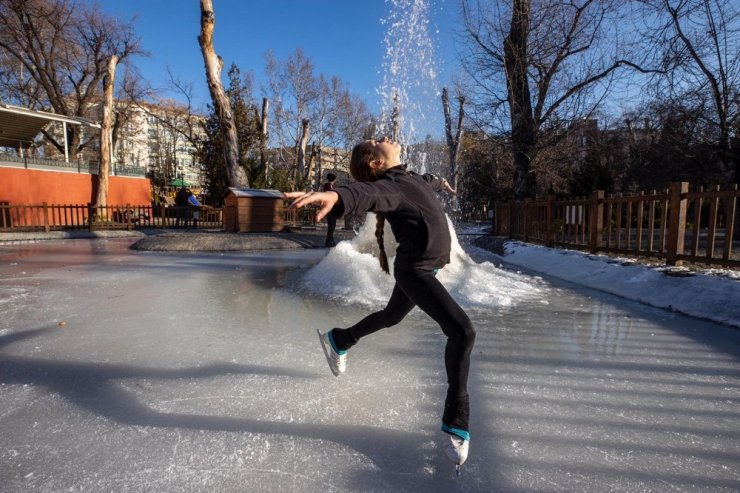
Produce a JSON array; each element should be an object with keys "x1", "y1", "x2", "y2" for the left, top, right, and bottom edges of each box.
[{"x1": 375, "y1": 212, "x2": 390, "y2": 274}]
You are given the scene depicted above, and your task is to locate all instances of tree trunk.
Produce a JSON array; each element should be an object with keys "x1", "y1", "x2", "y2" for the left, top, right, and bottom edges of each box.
[
  {"x1": 442, "y1": 87, "x2": 465, "y2": 192},
  {"x1": 297, "y1": 118, "x2": 310, "y2": 182},
  {"x1": 260, "y1": 97, "x2": 270, "y2": 176},
  {"x1": 314, "y1": 145, "x2": 323, "y2": 190},
  {"x1": 390, "y1": 91, "x2": 401, "y2": 142},
  {"x1": 504, "y1": 0, "x2": 537, "y2": 199},
  {"x1": 306, "y1": 142, "x2": 318, "y2": 187},
  {"x1": 718, "y1": 132, "x2": 736, "y2": 185},
  {"x1": 198, "y1": 0, "x2": 248, "y2": 188},
  {"x1": 95, "y1": 54, "x2": 117, "y2": 211}
]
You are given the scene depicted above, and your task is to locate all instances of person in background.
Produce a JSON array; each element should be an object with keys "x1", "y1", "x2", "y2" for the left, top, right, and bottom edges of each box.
[
  {"x1": 187, "y1": 189, "x2": 201, "y2": 229},
  {"x1": 322, "y1": 173, "x2": 338, "y2": 247},
  {"x1": 174, "y1": 187, "x2": 189, "y2": 228}
]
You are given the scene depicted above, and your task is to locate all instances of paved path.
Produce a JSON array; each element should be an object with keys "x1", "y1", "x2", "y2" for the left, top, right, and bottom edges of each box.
[{"x1": 0, "y1": 227, "x2": 357, "y2": 251}]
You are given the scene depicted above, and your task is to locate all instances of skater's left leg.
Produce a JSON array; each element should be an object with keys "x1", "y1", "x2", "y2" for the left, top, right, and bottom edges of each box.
[{"x1": 330, "y1": 282, "x2": 415, "y2": 350}]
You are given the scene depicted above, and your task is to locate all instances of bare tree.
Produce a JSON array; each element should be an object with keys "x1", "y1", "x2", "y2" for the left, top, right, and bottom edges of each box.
[
  {"x1": 95, "y1": 54, "x2": 117, "y2": 210},
  {"x1": 132, "y1": 68, "x2": 207, "y2": 162},
  {"x1": 263, "y1": 49, "x2": 319, "y2": 181},
  {"x1": 0, "y1": 41, "x2": 43, "y2": 109},
  {"x1": 637, "y1": 0, "x2": 740, "y2": 184},
  {"x1": 136, "y1": 99, "x2": 197, "y2": 184},
  {"x1": 442, "y1": 87, "x2": 465, "y2": 192},
  {"x1": 0, "y1": 0, "x2": 141, "y2": 155},
  {"x1": 317, "y1": 76, "x2": 365, "y2": 149},
  {"x1": 259, "y1": 97, "x2": 269, "y2": 176},
  {"x1": 95, "y1": 63, "x2": 154, "y2": 185},
  {"x1": 297, "y1": 118, "x2": 310, "y2": 182},
  {"x1": 263, "y1": 49, "x2": 373, "y2": 187},
  {"x1": 460, "y1": 0, "x2": 652, "y2": 198},
  {"x1": 198, "y1": 0, "x2": 248, "y2": 187},
  {"x1": 306, "y1": 142, "x2": 318, "y2": 187},
  {"x1": 334, "y1": 92, "x2": 374, "y2": 152},
  {"x1": 324, "y1": 85, "x2": 374, "y2": 184}
]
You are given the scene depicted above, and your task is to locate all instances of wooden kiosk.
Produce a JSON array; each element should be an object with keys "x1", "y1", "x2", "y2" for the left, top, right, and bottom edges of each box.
[{"x1": 223, "y1": 188, "x2": 284, "y2": 232}]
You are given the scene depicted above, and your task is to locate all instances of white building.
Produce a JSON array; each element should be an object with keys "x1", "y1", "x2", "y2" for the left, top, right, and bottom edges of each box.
[
  {"x1": 114, "y1": 101, "x2": 206, "y2": 188},
  {"x1": 29, "y1": 99, "x2": 206, "y2": 187}
]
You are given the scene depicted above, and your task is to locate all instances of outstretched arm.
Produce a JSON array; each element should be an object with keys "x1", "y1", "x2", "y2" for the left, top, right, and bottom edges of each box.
[
  {"x1": 422, "y1": 173, "x2": 456, "y2": 194},
  {"x1": 284, "y1": 191, "x2": 340, "y2": 221}
]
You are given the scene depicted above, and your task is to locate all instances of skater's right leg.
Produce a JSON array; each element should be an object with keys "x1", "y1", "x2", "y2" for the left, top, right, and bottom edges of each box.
[{"x1": 393, "y1": 267, "x2": 475, "y2": 465}]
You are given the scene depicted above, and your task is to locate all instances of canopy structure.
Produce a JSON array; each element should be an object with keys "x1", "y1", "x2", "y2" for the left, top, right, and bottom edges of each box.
[
  {"x1": 0, "y1": 103, "x2": 100, "y2": 162},
  {"x1": 170, "y1": 178, "x2": 193, "y2": 187}
]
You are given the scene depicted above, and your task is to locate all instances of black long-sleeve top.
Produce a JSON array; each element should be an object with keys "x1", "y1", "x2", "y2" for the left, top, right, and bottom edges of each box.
[{"x1": 330, "y1": 166, "x2": 451, "y2": 271}]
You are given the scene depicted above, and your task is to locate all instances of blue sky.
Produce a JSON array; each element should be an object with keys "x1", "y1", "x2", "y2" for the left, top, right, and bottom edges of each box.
[{"x1": 96, "y1": 0, "x2": 462, "y2": 120}]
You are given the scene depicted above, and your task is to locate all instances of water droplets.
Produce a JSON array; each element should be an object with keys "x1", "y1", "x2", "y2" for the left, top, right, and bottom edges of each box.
[{"x1": 377, "y1": 0, "x2": 440, "y2": 150}]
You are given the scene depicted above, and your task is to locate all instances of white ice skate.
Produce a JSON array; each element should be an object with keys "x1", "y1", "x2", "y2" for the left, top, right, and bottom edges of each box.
[
  {"x1": 444, "y1": 434, "x2": 469, "y2": 472},
  {"x1": 317, "y1": 329, "x2": 347, "y2": 376}
]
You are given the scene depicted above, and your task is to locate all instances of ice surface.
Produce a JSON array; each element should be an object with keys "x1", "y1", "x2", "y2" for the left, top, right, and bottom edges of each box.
[{"x1": 1, "y1": 238, "x2": 739, "y2": 492}]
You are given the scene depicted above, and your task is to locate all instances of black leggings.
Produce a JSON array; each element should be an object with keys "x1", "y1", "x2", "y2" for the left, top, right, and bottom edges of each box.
[{"x1": 332, "y1": 267, "x2": 475, "y2": 432}]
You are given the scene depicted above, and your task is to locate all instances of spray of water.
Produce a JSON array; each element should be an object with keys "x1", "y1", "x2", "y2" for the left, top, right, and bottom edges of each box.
[
  {"x1": 377, "y1": 0, "x2": 440, "y2": 157},
  {"x1": 297, "y1": 214, "x2": 542, "y2": 311}
]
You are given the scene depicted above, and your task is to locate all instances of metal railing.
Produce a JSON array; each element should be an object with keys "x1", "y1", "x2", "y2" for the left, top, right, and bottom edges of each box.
[{"x1": 0, "y1": 150, "x2": 145, "y2": 176}]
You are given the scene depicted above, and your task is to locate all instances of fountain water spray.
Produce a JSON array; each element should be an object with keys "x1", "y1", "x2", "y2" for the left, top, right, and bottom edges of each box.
[{"x1": 377, "y1": 0, "x2": 440, "y2": 167}]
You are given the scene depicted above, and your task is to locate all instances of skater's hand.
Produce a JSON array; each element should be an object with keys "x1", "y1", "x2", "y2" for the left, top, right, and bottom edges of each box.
[
  {"x1": 284, "y1": 191, "x2": 340, "y2": 221},
  {"x1": 442, "y1": 179, "x2": 456, "y2": 194}
]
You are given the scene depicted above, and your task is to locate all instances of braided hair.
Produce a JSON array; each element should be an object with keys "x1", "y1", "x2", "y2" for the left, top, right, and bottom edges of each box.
[
  {"x1": 374, "y1": 213, "x2": 390, "y2": 274},
  {"x1": 350, "y1": 141, "x2": 391, "y2": 275}
]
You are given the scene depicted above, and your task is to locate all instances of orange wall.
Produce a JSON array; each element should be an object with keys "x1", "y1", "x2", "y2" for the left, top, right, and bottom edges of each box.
[{"x1": 0, "y1": 167, "x2": 151, "y2": 206}]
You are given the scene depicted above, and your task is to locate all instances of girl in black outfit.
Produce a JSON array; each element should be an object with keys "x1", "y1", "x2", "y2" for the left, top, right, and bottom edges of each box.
[{"x1": 286, "y1": 137, "x2": 475, "y2": 466}]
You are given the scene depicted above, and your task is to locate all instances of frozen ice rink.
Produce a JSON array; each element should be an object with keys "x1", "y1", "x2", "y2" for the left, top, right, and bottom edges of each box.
[{"x1": 1, "y1": 238, "x2": 739, "y2": 492}]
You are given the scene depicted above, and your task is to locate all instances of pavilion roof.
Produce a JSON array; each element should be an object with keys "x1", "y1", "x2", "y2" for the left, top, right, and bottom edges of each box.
[{"x1": 0, "y1": 103, "x2": 100, "y2": 148}]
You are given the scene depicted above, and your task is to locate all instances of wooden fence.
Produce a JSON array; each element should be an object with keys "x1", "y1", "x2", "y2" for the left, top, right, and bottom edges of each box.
[
  {"x1": 495, "y1": 182, "x2": 739, "y2": 269},
  {"x1": 283, "y1": 205, "x2": 318, "y2": 227},
  {"x1": 0, "y1": 202, "x2": 320, "y2": 232},
  {"x1": 0, "y1": 203, "x2": 224, "y2": 231}
]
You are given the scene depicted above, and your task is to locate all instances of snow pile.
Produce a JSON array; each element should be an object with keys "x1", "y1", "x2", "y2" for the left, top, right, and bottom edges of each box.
[
  {"x1": 482, "y1": 241, "x2": 740, "y2": 328},
  {"x1": 297, "y1": 214, "x2": 543, "y2": 310}
]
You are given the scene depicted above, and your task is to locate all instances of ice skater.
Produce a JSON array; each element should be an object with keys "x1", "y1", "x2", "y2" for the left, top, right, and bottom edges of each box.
[{"x1": 285, "y1": 137, "x2": 475, "y2": 467}]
